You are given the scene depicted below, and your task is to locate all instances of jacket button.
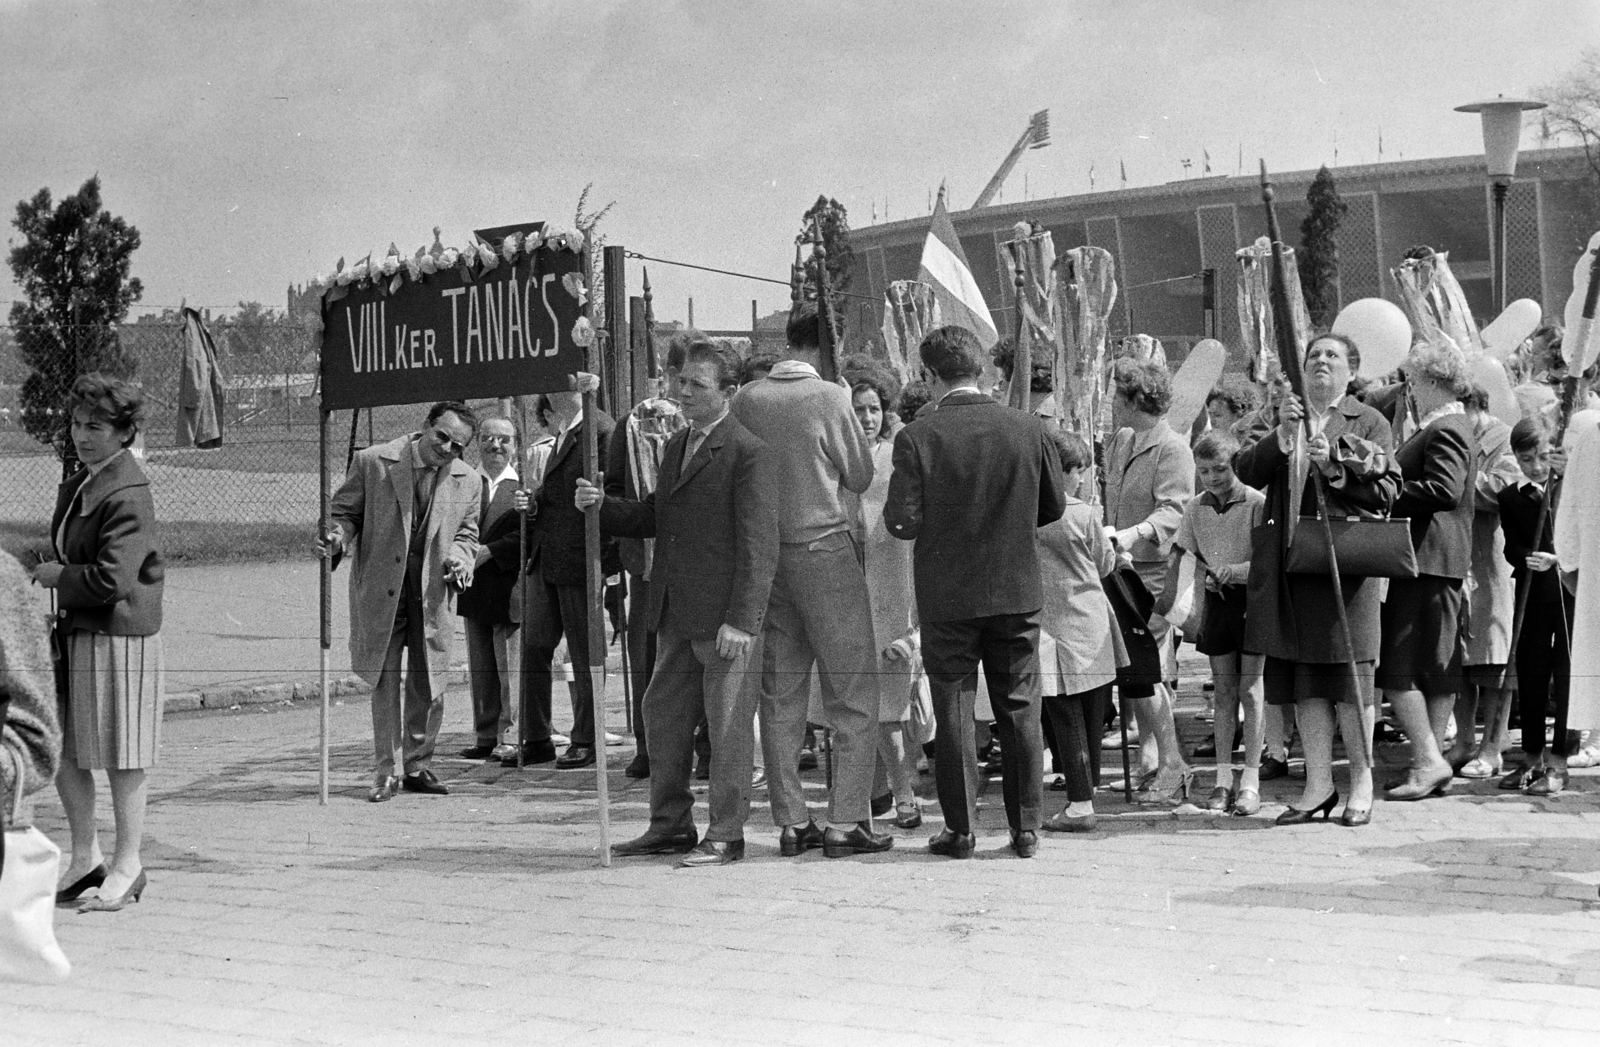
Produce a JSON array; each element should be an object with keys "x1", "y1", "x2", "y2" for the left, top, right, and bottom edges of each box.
[
  {"x1": 395, "y1": 555, "x2": 402, "y2": 563},
  {"x1": 388, "y1": 590, "x2": 396, "y2": 597},
  {"x1": 58, "y1": 610, "x2": 67, "y2": 618}
]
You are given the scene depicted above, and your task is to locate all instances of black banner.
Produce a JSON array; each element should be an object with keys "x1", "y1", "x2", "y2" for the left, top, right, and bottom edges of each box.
[{"x1": 319, "y1": 246, "x2": 587, "y2": 410}]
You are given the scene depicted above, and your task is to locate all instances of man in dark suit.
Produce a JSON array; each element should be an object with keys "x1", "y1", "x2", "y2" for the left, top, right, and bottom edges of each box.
[
  {"x1": 516, "y1": 387, "x2": 619, "y2": 769},
  {"x1": 576, "y1": 342, "x2": 779, "y2": 866},
  {"x1": 885, "y1": 325, "x2": 1066, "y2": 858},
  {"x1": 457, "y1": 414, "x2": 525, "y2": 761}
]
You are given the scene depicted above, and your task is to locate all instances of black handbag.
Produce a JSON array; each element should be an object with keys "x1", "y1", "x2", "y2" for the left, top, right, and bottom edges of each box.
[{"x1": 1285, "y1": 515, "x2": 1417, "y2": 579}]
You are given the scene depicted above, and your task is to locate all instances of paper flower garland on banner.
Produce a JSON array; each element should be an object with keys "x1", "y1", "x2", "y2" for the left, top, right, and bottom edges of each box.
[
  {"x1": 308, "y1": 227, "x2": 584, "y2": 301},
  {"x1": 571, "y1": 316, "x2": 595, "y2": 348}
]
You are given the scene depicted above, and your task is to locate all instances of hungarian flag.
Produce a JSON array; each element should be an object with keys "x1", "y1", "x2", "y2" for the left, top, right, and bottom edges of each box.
[{"x1": 917, "y1": 186, "x2": 998, "y2": 350}]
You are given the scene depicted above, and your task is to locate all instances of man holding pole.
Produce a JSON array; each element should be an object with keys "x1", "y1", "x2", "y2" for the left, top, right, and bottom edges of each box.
[
  {"x1": 322, "y1": 402, "x2": 481, "y2": 802},
  {"x1": 576, "y1": 341, "x2": 778, "y2": 866},
  {"x1": 731, "y1": 303, "x2": 893, "y2": 858}
]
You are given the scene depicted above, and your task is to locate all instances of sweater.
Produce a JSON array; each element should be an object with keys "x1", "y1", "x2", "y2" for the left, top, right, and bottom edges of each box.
[
  {"x1": 0, "y1": 551, "x2": 62, "y2": 829},
  {"x1": 731, "y1": 360, "x2": 873, "y2": 543}
]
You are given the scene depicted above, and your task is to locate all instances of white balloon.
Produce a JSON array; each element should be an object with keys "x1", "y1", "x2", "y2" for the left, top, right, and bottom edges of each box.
[
  {"x1": 1167, "y1": 338, "x2": 1227, "y2": 437},
  {"x1": 1480, "y1": 298, "x2": 1543, "y2": 361},
  {"x1": 1468, "y1": 356, "x2": 1519, "y2": 426},
  {"x1": 1332, "y1": 298, "x2": 1412, "y2": 378}
]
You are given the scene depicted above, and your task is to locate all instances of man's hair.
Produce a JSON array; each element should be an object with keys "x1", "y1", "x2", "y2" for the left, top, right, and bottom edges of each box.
[
  {"x1": 662, "y1": 330, "x2": 701, "y2": 373},
  {"x1": 684, "y1": 341, "x2": 741, "y2": 390},
  {"x1": 1193, "y1": 429, "x2": 1241, "y2": 465},
  {"x1": 991, "y1": 337, "x2": 1052, "y2": 392},
  {"x1": 1111, "y1": 358, "x2": 1172, "y2": 416},
  {"x1": 786, "y1": 302, "x2": 821, "y2": 351},
  {"x1": 896, "y1": 380, "x2": 934, "y2": 423},
  {"x1": 1205, "y1": 375, "x2": 1260, "y2": 418},
  {"x1": 427, "y1": 400, "x2": 479, "y2": 433},
  {"x1": 1510, "y1": 416, "x2": 1549, "y2": 455},
  {"x1": 1048, "y1": 428, "x2": 1092, "y2": 472},
  {"x1": 918, "y1": 326, "x2": 985, "y2": 382},
  {"x1": 742, "y1": 351, "x2": 781, "y2": 384}
]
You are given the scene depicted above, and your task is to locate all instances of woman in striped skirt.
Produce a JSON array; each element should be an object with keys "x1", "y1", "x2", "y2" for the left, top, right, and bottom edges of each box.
[{"x1": 32, "y1": 374, "x2": 165, "y2": 913}]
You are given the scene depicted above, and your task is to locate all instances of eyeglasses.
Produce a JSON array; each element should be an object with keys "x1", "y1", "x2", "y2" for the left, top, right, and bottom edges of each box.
[
  {"x1": 430, "y1": 427, "x2": 469, "y2": 454},
  {"x1": 479, "y1": 433, "x2": 515, "y2": 445}
]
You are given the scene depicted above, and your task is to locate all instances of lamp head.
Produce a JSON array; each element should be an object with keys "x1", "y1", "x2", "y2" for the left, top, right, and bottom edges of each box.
[{"x1": 1455, "y1": 95, "x2": 1548, "y2": 180}]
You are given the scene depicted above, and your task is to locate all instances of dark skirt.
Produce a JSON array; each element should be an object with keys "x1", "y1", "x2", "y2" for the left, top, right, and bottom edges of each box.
[
  {"x1": 1376, "y1": 575, "x2": 1465, "y2": 697},
  {"x1": 1196, "y1": 585, "x2": 1248, "y2": 657},
  {"x1": 1263, "y1": 657, "x2": 1377, "y2": 707}
]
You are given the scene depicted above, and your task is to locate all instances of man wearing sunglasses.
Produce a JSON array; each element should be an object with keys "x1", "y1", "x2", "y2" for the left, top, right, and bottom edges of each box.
[{"x1": 325, "y1": 400, "x2": 481, "y2": 802}]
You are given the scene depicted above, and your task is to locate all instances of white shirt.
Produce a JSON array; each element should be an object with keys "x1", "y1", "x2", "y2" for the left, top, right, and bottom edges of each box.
[{"x1": 479, "y1": 462, "x2": 518, "y2": 500}]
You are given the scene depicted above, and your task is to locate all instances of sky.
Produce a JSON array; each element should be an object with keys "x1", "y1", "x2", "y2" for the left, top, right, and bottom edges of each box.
[{"x1": 2, "y1": 0, "x2": 1595, "y2": 330}]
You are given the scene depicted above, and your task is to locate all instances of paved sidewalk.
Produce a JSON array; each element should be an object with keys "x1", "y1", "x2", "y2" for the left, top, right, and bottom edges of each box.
[{"x1": 8, "y1": 669, "x2": 1600, "y2": 1044}]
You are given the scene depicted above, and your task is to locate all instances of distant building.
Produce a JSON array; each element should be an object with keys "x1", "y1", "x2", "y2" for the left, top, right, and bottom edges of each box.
[{"x1": 843, "y1": 146, "x2": 1600, "y2": 370}]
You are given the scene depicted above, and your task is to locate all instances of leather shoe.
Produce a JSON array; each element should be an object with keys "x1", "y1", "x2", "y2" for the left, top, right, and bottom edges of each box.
[
  {"x1": 1043, "y1": 810, "x2": 1097, "y2": 833},
  {"x1": 490, "y1": 743, "x2": 519, "y2": 761},
  {"x1": 1010, "y1": 829, "x2": 1039, "y2": 858},
  {"x1": 367, "y1": 775, "x2": 400, "y2": 802},
  {"x1": 624, "y1": 753, "x2": 650, "y2": 779},
  {"x1": 778, "y1": 820, "x2": 825, "y2": 857},
  {"x1": 458, "y1": 744, "x2": 496, "y2": 760},
  {"x1": 1383, "y1": 765, "x2": 1452, "y2": 801},
  {"x1": 870, "y1": 792, "x2": 894, "y2": 817},
  {"x1": 823, "y1": 823, "x2": 894, "y2": 858},
  {"x1": 501, "y1": 740, "x2": 558, "y2": 767},
  {"x1": 678, "y1": 839, "x2": 745, "y2": 867},
  {"x1": 613, "y1": 829, "x2": 698, "y2": 856},
  {"x1": 927, "y1": 829, "x2": 976, "y2": 859},
  {"x1": 1259, "y1": 756, "x2": 1289, "y2": 781},
  {"x1": 555, "y1": 745, "x2": 596, "y2": 769},
  {"x1": 402, "y1": 769, "x2": 449, "y2": 795}
]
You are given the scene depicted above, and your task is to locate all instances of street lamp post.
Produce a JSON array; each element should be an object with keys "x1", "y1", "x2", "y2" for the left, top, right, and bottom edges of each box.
[{"x1": 1455, "y1": 94, "x2": 1547, "y2": 312}]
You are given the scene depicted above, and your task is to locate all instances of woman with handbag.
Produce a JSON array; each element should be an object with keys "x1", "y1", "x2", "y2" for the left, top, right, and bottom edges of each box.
[
  {"x1": 1234, "y1": 334, "x2": 1401, "y2": 827},
  {"x1": 1, "y1": 548, "x2": 69, "y2": 982},
  {"x1": 30, "y1": 374, "x2": 165, "y2": 912},
  {"x1": 1381, "y1": 344, "x2": 1477, "y2": 802}
]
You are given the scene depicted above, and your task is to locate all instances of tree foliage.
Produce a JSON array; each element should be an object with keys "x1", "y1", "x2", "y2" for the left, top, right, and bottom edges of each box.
[
  {"x1": 6, "y1": 176, "x2": 142, "y2": 452},
  {"x1": 1299, "y1": 165, "x2": 1347, "y2": 328},
  {"x1": 1536, "y1": 47, "x2": 1600, "y2": 188},
  {"x1": 797, "y1": 195, "x2": 853, "y2": 302}
]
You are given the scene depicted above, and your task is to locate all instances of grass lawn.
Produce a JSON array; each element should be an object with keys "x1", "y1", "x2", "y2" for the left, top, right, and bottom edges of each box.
[{"x1": 0, "y1": 519, "x2": 313, "y2": 567}]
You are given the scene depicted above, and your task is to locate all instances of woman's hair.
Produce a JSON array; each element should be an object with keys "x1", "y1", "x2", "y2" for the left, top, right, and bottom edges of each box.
[
  {"x1": 1307, "y1": 331, "x2": 1358, "y2": 370},
  {"x1": 1510, "y1": 416, "x2": 1550, "y2": 455},
  {"x1": 1047, "y1": 428, "x2": 1092, "y2": 472},
  {"x1": 1406, "y1": 341, "x2": 1471, "y2": 396},
  {"x1": 68, "y1": 373, "x2": 145, "y2": 444},
  {"x1": 896, "y1": 380, "x2": 934, "y2": 423},
  {"x1": 1459, "y1": 383, "x2": 1490, "y2": 413},
  {"x1": 1111, "y1": 358, "x2": 1172, "y2": 416},
  {"x1": 1205, "y1": 375, "x2": 1260, "y2": 418},
  {"x1": 1193, "y1": 429, "x2": 1241, "y2": 465},
  {"x1": 845, "y1": 357, "x2": 898, "y2": 416}
]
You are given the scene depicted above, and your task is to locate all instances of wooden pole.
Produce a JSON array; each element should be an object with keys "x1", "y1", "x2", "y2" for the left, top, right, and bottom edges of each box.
[
  {"x1": 581, "y1": 236, "x2": 612, "y2": 867},
  {"x1": 814, "y1": 217, "x2": 840, "y2": 382},
  {"x1": 319, "y1": 409, "x2": 331, "y2": 805},
  {"x1": 1006, "y1": 241, "x2": 1029, "y2": 410}
]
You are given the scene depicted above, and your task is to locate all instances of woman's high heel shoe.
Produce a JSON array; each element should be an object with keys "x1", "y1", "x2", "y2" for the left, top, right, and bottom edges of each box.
[
  {"x1": 77, "y1": 870, "x2": 147, "y2": 913},
  {"x1": 1339, "y1": 806, "x2": 1372, "y2": 827},
  {"x1": 1275, "y1": 790, "x2": 1339, "y2": 826},
  {"x1": 1138, "y1": 768, "x2": 1194, "y2": 806},
  {"x1": 55, "y1": 863, "x2": 108, "y2": 905}
]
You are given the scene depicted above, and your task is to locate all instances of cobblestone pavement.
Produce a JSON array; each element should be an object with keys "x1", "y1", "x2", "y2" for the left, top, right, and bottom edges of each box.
[{"x1": 8, "y1": 668, "x2": 1600, "y2": 1046}]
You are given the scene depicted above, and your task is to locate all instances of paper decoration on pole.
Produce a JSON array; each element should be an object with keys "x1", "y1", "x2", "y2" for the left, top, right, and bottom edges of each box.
[
  {"x1": 1562, "y1": 231, "x2": 1600, "y2": 373},
  {"x1": 1332, "y1": 298, "x2": 1413, "y2": 379},
  {"x1": 1236, "y1": 235, "x2": 1313, "y2": 383},
  {"x1": 1391, "y1": 246, "x2": 1484, "y2": 355},
  {"x1": 1051, "y1": 245, "x2": 1118, "y2": 463},
  {"x1": 917, "y1": 187, "x2": 998, "y2": 350},
  {"x1": 1480, "y1": 298, "x2": 1543, "y2": 360},
  {"x1": 1167, "y1": 338, "x2": 1228, "y2": 438},
  {"x1": 880, "y1": 281, "x2": 941, "y2": 385},
  {"x1": 998, "y1": 225, "x2": 1059, "y2": 411}
]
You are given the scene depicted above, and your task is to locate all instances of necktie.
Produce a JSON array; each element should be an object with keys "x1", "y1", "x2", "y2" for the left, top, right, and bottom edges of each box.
[
  {"x1": 684, "y1": 427, "x2": 707, "y2": 465},
  {"x1": 414, "y1": 465, "x2": 438, "y2": 523}
]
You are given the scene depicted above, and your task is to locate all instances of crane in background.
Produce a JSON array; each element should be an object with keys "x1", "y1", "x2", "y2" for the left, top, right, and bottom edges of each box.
[{"x1": 971, "y1": 109, "x2": 1051, "y2": 210}]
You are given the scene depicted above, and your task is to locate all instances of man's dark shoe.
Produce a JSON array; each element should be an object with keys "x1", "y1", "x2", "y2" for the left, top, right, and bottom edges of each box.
[
  {"x1": 401, "y1": 769, "x2": 449, "y2": 795},
  {"x1": 870, "y1": 792, "x2": 894, "y2": 817},
  {"x1": 458, "y1": 744, "x2": 496, "y2": 760},
  {"x1": 678, "y1": 839, "x2": 744, "y2": 867},
  {"x1": 1011, "y1": 829, "x2": 1039, "y2": 858},
  {"x1": 823, "y1": 823, "x2": 894, "y2": 858},
  {"x1": 367, "y1": 775, "x2": 400, "y2": 803},
  {"x1": 555, "y1": 745, "x2": 596, "y2": 769},
  {"x1": 624, "y1": 753, "x2": 650, "y2": 779},
  {"x1": 1258, "y1": 756, "x2": 1290, "y2": 781},
  {"x1": 694, "y1": 758, "x2": 710, "y2": 781},
  {"x1": 612, "y1": 829, "x2": 698, "y2": 856},
  {"x1": 500, "y1": 740, "x2": 558, "y2": 767},
  {"x1": 927, "y1": 829, "x2": 976, "y2": 859},
  {"x1": 778, "y1": 820, "x2": 825, "y2": 857},
  {"x1": 798, "y1": 746, "x2": 818, "y2": 772}
]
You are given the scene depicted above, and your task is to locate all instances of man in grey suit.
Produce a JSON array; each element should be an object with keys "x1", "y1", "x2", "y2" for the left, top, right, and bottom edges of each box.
[
  {"x1": 324, "y1": 401, "x2": 481, "y2": 802},
  {"x1": 576, "y1": 342, "x2": 779, "y2": 866}
]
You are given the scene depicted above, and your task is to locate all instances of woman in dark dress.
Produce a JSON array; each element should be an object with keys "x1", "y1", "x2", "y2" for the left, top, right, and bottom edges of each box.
[
  {"x1": 1233, "y1": 335, "x2": 1400, "y2": 827},
  {"x1": 1380, "y1": 343, "x2": 1477, "y2": 802}
]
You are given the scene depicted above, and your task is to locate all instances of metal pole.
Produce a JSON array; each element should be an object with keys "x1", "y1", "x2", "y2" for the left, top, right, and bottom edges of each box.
[
  {"x1": 319, "y1": 409, "x2": 331, "y2": 805},
  {"x1": 581, "y1": 236, "x2": 612, "y2": 867},
  {"x1": 1492, "y1": 179, "x2": 1511, "y2": 313}
]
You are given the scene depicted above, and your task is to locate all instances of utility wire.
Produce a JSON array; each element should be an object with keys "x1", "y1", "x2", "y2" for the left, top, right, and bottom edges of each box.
[{"x1": 623, "y1": 251, "x2": 880, "y2": 303}]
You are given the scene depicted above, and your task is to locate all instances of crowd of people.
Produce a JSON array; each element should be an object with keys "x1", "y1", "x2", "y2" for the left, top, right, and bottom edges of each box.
[{"x1": 4, "y1": 306, "x2": 1598, "y2": 901}]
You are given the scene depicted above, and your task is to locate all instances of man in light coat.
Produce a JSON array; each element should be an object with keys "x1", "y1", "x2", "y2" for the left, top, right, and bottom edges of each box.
[{"x1": 324, "y1": 401, "x2": 481, "y2": 802}]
